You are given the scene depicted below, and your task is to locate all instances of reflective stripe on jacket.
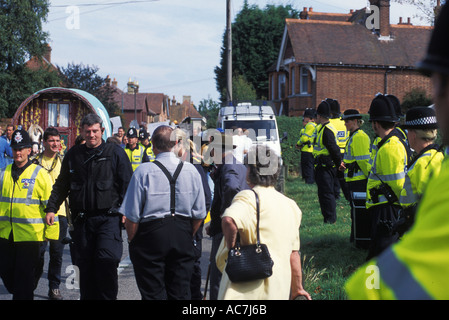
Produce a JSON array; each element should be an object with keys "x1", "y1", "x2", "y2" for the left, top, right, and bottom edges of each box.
[
  {"x1": 0, "y1": 163, "x2": 58, "y2": 242},
  {"x1": 343, "y1": 129, "x2": 371, "y2": 182},
  {"x1": 313, "y1": 122, "x2": 338, "y2": 158},
  {"x1": 330, "y1": 118, "x2": 349, "y2": 154},
  {"x1": 366, "y1": 135, "x2": 407, "y2": 208},
  {"x1": 298, "y1": 121, "x2": 316, "y2": 153},
  {"x1": 399, "y1": 147, "x2": 444, "y2": 207},
  {"x1": 125, "y1": 145, "x2": 145, "y2": 171},
  {"x1": 345, "y1": 155, "x2": 449, "y2": 299}
]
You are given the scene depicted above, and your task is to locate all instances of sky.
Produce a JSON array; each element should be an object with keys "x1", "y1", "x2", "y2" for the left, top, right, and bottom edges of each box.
[{"x1": 44, "y1": 0, "x2": 428, "y2": 107}]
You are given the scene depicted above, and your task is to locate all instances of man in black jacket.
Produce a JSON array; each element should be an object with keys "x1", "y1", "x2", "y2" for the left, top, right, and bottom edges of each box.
[
  {"x1": 205, "y1": 131, "x2": 249, "y2": 300},
  {"x1": 45, "y1": 114, "x2": 133, "y2": 300}
]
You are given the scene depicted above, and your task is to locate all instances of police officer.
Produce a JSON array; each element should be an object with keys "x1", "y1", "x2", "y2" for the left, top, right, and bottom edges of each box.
[
  {"x1": 345, "y1": 4, "x2": 449, "y2": 299},
  {"x1": 45, "y1": 114, "x2": 133, "y2": 300},
  {"x1": 0, "y1": 129, "x2": 58, "y2": 300},
  {"x1": 138, "y1": 129, "x2": 155, "y2": 161},
  {"x1": 365, "y1": 94, "x2": 409, "y2": 260},
  {"x1": 313, "y1": 101, "x2": 341, "y2": 224},
  {"x1": 397, "y1": 107, "x2": 444, "y2": 236},
  {"x1": 327, "y1": 98, "x2": 350, "y2": 201},
  {"x1": 296, "y1": 108, "x2": 316, "y2": 184},
  {"x1": 339, "y1": 109, "x2": 371, "y2": 247},
  {"x1": 125, "y1": 127, "x2": 149, "y2": 171}
]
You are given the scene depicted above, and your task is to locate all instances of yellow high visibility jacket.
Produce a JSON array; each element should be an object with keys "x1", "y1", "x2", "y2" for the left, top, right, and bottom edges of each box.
[
  {"x1": 125, "y1": 144, "x2": 146, "y2": 171},
  {"x1": 313, "y1": 122, "x2": 338, "y2": 158},
  {"x1": 366, "y1": 134, "x2": 408, "y2": 209},
  {"x1": 399, "y1": 146, "x2": 444, "y2": 208},
  {"x1": 297, "y1": 121, "x2": 316, "y2": 153},
  {"x1": 345, "y1": 153, "x2": 449, "y2": 299},
  {"x1": 143, "y1": 144, "x2": 155, "y2": 162},
  {"x1": 330, "y1": 118, "x2": 349, "y2": 155},
  {"x1": 0, "y1": 163, "x2": 58, "y2": 242},
  {"x1": 369, "y1": 136, "x2": 382, "y2": 168},
  {"x1": 343, "y1": 129, "x2": 371, "y2": 182}
]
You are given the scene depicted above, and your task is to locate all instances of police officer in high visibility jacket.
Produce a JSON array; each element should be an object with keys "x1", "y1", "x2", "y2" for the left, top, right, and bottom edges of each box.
[
  {"x1": 0, "y1": 129, "x2": 58, "y2": 300},
  {"x1": 138, "y1": 129, "x2": 155, "y2": 162},
  {"x1": 396, "y1": 107, "x2": 444, "y2": 236},
  {"x1": 125, "y1": 127, "x2": 149, "y2": 171},
  {"x1": 339, "y1": 109, "x2": 371, "y2": 245},
  {"x1": 345, "y1": 4, "x2": 449, "y2": 299},
  {"x1": 313, "y1": 101, "x2": 342, "y2": 224},
  {"x1": 328, "y1": 98, "x2": 350, "y2": 201},
  {"x1": 297, "y1": 108, "x2": 316, "y2": 184},
  {"x1": 365, "y1": 94, "x2": 410, "y2": 260}
]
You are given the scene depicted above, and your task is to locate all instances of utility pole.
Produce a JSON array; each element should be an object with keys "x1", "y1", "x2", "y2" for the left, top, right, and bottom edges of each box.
[{"x1": 226, "y1": 0, "x2": 232, "y2": 105}]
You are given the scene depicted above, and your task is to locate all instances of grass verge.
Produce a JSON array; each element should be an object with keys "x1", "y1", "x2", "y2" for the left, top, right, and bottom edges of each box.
[{"x1": 285, "y1": 174, "x2": 368, "y2": 300}]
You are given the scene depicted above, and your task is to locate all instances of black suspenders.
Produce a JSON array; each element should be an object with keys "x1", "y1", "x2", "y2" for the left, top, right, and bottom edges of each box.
[{"x1": 153, "y1": 160, "x2": 184, "y2": 216}]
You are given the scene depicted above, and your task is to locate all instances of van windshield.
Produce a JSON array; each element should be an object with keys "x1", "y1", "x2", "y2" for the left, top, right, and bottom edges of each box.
[{"x1": 223, "y1": 120, "x2": 278, "y2": 141}]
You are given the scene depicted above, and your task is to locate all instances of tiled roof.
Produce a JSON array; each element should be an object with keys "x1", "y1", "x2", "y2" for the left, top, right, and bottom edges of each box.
[{"x1": 284, "y1": 18, "x2": 432, "y2": 68}]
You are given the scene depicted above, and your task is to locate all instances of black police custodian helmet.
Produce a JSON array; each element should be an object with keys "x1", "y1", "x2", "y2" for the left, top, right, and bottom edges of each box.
[
  {"x1": 368, "y1": 94, "x2": 399, "y2": 123},
  {"x1": 127, "y1": 127, "x2": 138, "y2": 138},
  {"x1": 326, "y1": 98, "x2": 340, "y2": 117},
  {"x1": 417, "y1": 3, "x2": 449, "y2": 76},
  {"x1": 139, "y1": 129, "x2": 149, "y2": 140},
  {"x1": 10, "y1": 129, "x2": 32, "y2": 149},
  {"x1": 385, "y1": 94, "x2": 403, "y2": 119},
  {"x1": 403, "y1": 106, "x2": 438, "y2": 130},
  {"x1": 317, "y1": 100, "x2": 332, "y2": 118}
]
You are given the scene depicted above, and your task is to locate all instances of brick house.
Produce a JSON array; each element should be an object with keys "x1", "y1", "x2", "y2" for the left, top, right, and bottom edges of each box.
[
  {"x1": 110, "y1": 77, "x2": 170, "y2": 129},
  {"x1": 269, "y1": 0, "x2": 433, "y2": 117}
]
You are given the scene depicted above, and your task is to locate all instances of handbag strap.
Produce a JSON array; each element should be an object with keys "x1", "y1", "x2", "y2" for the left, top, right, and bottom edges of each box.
[
  {"x1": 234, "y1": 189, "x2": 261, "y2": 248},
  {"x1": 251, "y1": 189, "x2": 261, "y2": 246}
]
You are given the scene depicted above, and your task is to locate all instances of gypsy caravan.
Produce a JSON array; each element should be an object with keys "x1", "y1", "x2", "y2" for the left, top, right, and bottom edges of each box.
[{"x1": 13, "y1": 87, "x2": 111, "y2": 153}]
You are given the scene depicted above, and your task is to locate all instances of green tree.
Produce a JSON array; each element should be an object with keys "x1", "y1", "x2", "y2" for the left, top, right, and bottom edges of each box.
[
  {"x1": 214, "y1": 1, "x2": 299, "y2": 103},
  {"x1": 0, "y1": 0, "x2": 59, "y2": 117},
  {"x1": 58, "y1": 63, "x2": 120, "y2": 116},
  {"x1": 401, "y1": 87, "x2": 433, "y2": 111},
  {"x1": 197, "y1": 97, "x2": 221, "y2": 128}
]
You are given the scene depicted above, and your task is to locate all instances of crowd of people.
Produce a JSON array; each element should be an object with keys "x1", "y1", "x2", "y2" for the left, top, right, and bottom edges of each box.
[{"x1": 1, "y1": 4, "x2": 449, "y2": 300}]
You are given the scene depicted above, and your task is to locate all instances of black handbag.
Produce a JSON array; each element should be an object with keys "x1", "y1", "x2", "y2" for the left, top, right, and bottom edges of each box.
[{"x1": 225, "y1": 189, "x2": 274, "y2": 283}]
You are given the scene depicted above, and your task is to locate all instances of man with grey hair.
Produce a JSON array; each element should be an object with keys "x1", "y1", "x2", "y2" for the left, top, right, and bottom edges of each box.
[
  {"x1": 120, "y1": 125, "x2": 206, "y2": 300},
  {"x1": 45, "y1": 113, "x2": 133, "y2": 300}
]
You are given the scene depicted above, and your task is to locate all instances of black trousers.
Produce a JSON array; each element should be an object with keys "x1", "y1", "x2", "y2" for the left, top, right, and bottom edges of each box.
[
  {"x1": 315, "y1": 165, "x2": 337, "y2": 223},
  {"x1": 129, "y1": 215, "x2": 195, "y2": 300},
  {"x1": 301, "y1": 151, "x2": 315, "y2": 184},
  {"x1": 35, "y1": 216, "x2": 69, "y2": 291},
  {"x1": 0, "y1": 234, "x2": 42, "y2": 300},
  {"x1": 366, "y1": 203, "x2": 400, "y2": 260},
  {"x1": 71, "y1": 213, "x2": 123, "y2": 300}
]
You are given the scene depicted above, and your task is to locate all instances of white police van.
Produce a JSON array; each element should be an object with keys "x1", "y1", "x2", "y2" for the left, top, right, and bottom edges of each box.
[{"x1": 217, "y1": 103, "x2": 284, "y2": 158}]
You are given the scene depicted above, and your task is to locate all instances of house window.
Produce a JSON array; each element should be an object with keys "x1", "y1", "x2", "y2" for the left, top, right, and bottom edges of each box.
[
  {"x1": 300, "y1": 67, "x2": 309, "y2": 94},
  {"x1": 278, "y1": 73, "x2": 285, "y2": 99},
  {"x1": 271, "y1": 76, "x2": 275, "y2": 100},
  {"x1": 291, "y1": 66, "x2": 295, "y2": 95},
  {"x1": 48, "y1": 102, "x2": 69, "y2": 127}
]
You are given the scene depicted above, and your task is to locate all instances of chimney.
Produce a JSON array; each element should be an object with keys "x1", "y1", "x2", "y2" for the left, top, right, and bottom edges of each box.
[
  {"x1": 399, "y1": 17, "x2": 402, "y2": 24},
  {"x1": 127, "y1": 78, "x2": 139, "y2": 94},
  {"x1": 105, "y1": 75, "x2": 111, "y2": 86},
  {"x1": 44, "y1": 44, "x2": 52, "y2": 63},
  {"x1": 379, "y1": 0, "x2": 390, "y2": 38},
  {"x1": 300, "y1": 7, "x2": 308, "y2": 19},
  {"x1": 112, "y1": 78, "x2": 118, "y2": 87},
  {"x1": 369, "y1": 0, "x2": 391, "y2": 39}
]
